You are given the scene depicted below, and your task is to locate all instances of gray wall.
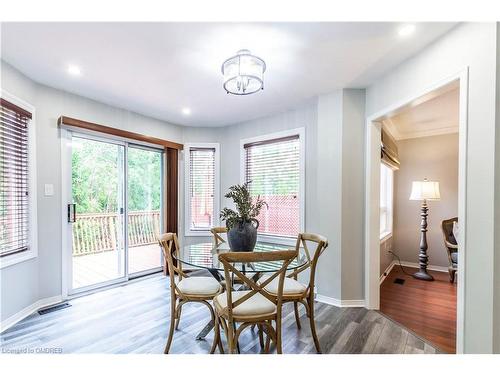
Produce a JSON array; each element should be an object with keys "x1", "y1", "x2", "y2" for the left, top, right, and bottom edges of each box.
[
  {"x1": 393, "y1": 133, "x2": 459, "y2": 268},
  {"x1": 0, "y1": 60, "x2": 187, "y2": 322},
  {"x1": 217, "y1": 89, "x2": 366, "y2": 302},
  {"x1": 340, "y1": 90, "x2": 365, "y2": 301},
  {"x1": 366, "y1": 22, "x2": 499, "y2": 353}
]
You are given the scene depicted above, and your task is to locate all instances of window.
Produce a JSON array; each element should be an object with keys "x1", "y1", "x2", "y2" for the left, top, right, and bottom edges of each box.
[
  {"x1": 242, "y1": 129, "x2": 304, "y2": 239},
  {"x1": 184, "y1": 143, "x2": 219, "y2": 235},
  {"x1": 0, "y1": 94, "x2": 37, "y2": 267},
  {"x1": 380, "y1": 163, "x2": 394, "y2": 239}
]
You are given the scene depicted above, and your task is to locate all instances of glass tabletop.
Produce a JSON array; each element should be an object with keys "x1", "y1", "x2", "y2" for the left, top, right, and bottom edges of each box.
[{"x1": 174, "y1": 241, "x2": 307, "y2": 273}]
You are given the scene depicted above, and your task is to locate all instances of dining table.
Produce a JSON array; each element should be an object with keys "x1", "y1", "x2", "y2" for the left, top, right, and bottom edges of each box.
[{"x1": 173, "y1": 241, "x2": 308, "y2": 340}]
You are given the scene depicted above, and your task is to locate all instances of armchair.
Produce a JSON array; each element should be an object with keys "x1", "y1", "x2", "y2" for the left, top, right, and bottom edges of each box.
[{"x1": 441, "y1": 217, "x2": 458, "y2": 283}]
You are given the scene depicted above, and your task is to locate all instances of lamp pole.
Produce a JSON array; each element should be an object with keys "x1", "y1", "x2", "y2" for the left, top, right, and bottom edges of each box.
[{"x1": 414, "y1": 199, "x2": 434, "y2": 281}]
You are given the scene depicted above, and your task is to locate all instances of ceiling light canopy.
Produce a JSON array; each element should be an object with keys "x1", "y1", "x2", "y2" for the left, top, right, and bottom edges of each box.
[
  {"x1": 398, "y1": 24, "x2": 416, "y2": 37},
  {"x1": 221, "y1": 49, "x2": 266, "y2": 95},
  {"x1": 182, "y1": 107, "x2": 191, "y2": 115},
  {"x1": 67, "y1": 64, "x2": 81, "y2": 76}
]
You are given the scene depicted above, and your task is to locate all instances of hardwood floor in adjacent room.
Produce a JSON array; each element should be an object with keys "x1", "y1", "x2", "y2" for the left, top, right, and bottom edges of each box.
[
  {"x1": 1, "y1": 274, "x2": 440, "y2": 354},
  {"x1": 380, "y1": 265, "x2": 457, "y2": 353}
]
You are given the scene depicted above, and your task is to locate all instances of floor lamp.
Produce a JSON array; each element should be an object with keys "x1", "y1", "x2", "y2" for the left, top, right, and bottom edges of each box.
[{"x1": 409, "y1": 178, "x2": 441, "y2": 281}]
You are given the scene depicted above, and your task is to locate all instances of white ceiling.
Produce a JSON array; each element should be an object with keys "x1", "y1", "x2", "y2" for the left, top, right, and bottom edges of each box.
[
  {"x1": 383, "y1": 84, "x2": 459, "y2": 140},
  {"x1": 1, "y1": 22, "x2": 458, "y2": 127}
]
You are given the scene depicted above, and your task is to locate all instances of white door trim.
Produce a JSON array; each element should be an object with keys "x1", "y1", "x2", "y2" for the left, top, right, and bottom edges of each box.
[{"x1": 364, "y1": 68, "x2": 469, "y2": 354}]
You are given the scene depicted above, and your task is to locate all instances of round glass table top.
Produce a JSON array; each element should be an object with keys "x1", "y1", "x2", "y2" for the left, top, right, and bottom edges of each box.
[{"x1": 174, "y1": 242, "x2": 307, "y2": 273}]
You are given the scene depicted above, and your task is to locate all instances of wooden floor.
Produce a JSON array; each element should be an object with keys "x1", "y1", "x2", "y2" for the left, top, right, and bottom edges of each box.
[
  {"x1": 1, "y1": 274, "x2": 440, "y2": 354},
  {"x1": 380, "y1": 265, "x2": 457, "y2": 353},
  {"x1": 73, "y1": 244, "x2": 161, "y2": 289}
]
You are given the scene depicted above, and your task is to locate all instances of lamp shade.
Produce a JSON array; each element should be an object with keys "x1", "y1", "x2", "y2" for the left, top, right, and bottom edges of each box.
[{"x1": 409, "y1": 179, "x2": 441, "y2": 201}]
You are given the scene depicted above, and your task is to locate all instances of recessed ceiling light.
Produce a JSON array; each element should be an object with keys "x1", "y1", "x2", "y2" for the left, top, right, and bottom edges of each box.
[
  {"x1": 398, "y1": 24, "x2": 416, "y2": 37},
  {"x1": 67, "y1": 64, "x2": 81, "y2": 76},
  {"x1": 182, "y1": 107, "x2": 191, "y2": 115}
]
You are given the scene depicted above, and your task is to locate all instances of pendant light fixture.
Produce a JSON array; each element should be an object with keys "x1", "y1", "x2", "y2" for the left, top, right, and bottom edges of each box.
[{"x1": 221, "y1": 49, "x2": 266, "y2": 95}]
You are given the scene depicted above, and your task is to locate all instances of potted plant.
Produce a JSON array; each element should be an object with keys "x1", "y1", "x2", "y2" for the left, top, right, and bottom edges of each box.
[{"x1": 220, "y1": 183, "x2": 267, "y2": 252}]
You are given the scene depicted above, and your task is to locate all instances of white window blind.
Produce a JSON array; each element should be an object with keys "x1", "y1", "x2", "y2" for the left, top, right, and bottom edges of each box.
[
  {"x1": 244, "y1": 135, "x2": 300, "y2": 237},
  {"x1": 189, "y1": 147, "x2": 215, "y2": 230},
  {"x1": 0, "y1": 98, "x2": 32, "y2": 257},
  {"x1": 380, "y1": 163, "x2": 393, "y2": 238}
]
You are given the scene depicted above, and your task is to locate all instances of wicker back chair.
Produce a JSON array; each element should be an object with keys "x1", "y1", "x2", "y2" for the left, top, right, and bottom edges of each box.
[
  {"x1": 210, "y1": 250, "x2": 297, "y2": 354},
  {"x1": 441, "y1": 217, "x2": 458, "y2": 283},
  {"x1": 158, "y1": 233, "x2": 222, "y2": 353}
]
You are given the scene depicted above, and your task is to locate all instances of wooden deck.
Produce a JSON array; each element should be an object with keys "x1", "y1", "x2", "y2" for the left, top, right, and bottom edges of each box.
[{"x1": 73, "y1": 244, "x2": 161, "y2": 289}]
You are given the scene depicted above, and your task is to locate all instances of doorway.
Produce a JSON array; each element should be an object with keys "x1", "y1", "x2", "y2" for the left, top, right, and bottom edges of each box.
[
  {"x1": 364, "y1": 70, "x2": 468, "y2": 353},
  {"x1": 65, "y1": 132, "x2": 163, "y2": 294}
]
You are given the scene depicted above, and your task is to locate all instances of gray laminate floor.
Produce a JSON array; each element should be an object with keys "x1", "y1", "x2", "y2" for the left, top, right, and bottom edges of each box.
[{"x1": 0, "y1": 274, "x2": 439, "y2": 354}]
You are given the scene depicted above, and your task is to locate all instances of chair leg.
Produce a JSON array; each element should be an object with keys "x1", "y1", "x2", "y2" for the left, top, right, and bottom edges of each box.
[
  {"x1": 308, "y1": 297, "x2": 321, "y2": 353},
  {"x1": 275, "y1": 317, "x2": 283, "y2": 354},
  {"x1": 293, "y1": 301, "x2": 302, "y2": 329},
  {"x1": 164, "y1": 298, "x2": 177, "y2": 354},
  {"x1": 264, "y1": 330, "x2": 271, "y2": 353},
  {"x1": 449, "y1": 269, "x2": 456, "y2": 283},
  {"x1": 258, "y1": 324, "x2": 264, "y2": 349},
  {"x1": 226, "y1": 319, "x2": 236, "y2": 354},
  {"x1": 175, "y1": 304, "x2": 183, "y2": 330},
  {"x1": 210, "y1": 314, "x2": 221, "y2": 354}
]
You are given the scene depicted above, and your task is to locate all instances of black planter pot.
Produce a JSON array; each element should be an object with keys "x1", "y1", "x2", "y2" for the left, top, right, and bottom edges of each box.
[{"x1": 227, "y1": 219, "x2": 259, "y2": 252}]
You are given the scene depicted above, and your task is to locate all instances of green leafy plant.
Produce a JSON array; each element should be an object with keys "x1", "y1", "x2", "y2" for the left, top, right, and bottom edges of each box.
[{"x1": 220, "y1": 183, "x2": 267, "y2": 229}]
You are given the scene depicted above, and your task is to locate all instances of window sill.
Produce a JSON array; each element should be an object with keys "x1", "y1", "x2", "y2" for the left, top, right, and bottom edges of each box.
[
  {"x1": 380, "y1": 232, "x2": 392, "y2": 243},
  {"x1": 185, "y1": 230, "x2": 213, "y2": 237},
  {"x1": 257, "y1": 234, "x2": 297, "y2": 247},
  {"x1": 0, "y1": 249, "x2": 37, "y2": 269}
]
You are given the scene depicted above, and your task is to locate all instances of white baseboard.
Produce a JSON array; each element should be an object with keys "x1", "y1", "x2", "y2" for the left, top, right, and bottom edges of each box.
[
  {"x1": 398, "y1": 261, "x2": 448, "y2": 273},
  {"x1": 379, "y1": 261, "x2": 397, "y2": 285},
  {"x1": 379, "y1": 260, "x2": 448, "y2": 285},
  {"x1": 0, "y1": 295, "x2": 63, "y2": 333},
  {"x1": 315, "y1": 294, "x2": 365, "y2": 308}
]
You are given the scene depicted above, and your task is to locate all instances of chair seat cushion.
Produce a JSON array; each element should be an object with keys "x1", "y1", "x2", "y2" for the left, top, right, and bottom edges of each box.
[
  {"x1": 258, "y1": 275, "x2": 307, "y2": 295},
  {"x1": 215, "y1": 291, "x2": 276, "y2": 317},
  {"x1": 451, "y1": 252, "x2": 458, "y2": 264},
  {"x1": 177, "y1": 276, "x2": 221, "y2": 296}
]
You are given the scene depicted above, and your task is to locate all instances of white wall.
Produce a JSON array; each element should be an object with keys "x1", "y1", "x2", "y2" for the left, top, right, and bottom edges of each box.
[
  {"x1": 367, "y1": 22, "x2": 499, "y2": 353},
  {"x1": 393, "y1": 133, "x2": 459, "y2": 268}
]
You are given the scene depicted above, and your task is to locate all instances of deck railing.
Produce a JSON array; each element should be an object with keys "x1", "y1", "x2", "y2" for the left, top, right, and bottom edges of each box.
[{"x1": 72, "y1": 210, "x2": 161, "y2": 256}]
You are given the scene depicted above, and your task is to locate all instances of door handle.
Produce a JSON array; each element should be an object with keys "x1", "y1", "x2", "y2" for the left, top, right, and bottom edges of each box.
[{"x1": 68, "y1": 203, "x2": 76, "y2": 223}]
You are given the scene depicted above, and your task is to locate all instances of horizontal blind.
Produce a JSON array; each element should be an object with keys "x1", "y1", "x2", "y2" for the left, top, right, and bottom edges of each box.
[
  {"x1": 0, "y1": 98, "x2": 32, "y2": 257},
  {"x1": 189, "y1": 147, "x2": 215, "y2": 230},
  {"x1": 244, "y1": 135, "x2": 300, "y2": 237}
]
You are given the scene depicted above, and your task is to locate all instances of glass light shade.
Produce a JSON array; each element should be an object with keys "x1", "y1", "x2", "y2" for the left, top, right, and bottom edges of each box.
[
  {"x1": 222, "y1": 49, "x2": 266, "y2": 95},
  {"x1": 409, "y1": 180, "x2": 441, "y2": 201}
]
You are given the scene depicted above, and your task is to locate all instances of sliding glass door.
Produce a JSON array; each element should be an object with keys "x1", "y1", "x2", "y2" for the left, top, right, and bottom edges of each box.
[
  {"x1": 70, "y1": 136, "x2": 126, "y2": 291},
  {"x1": 127, "y1": 146, "x2": 162, "y2": 276},
  {"x1": 68, "y1": 133, "x2": 163, "y2": 294}
]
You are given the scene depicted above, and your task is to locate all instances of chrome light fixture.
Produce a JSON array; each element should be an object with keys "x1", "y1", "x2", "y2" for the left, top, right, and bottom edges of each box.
[{"x1": 221, "y1": 49, "x2": 266, "y2": 95}]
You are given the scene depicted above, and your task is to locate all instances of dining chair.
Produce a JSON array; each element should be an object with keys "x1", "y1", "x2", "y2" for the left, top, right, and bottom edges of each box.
[
  {"x1": 259, "y1": 233, "x2": 328, "y2": 353},
  {"x1": 210, "y1": 226, "x2": 228, "y2": 247},
  {"x1": 210, "y1": 250, "x2": 297, "y2": 354},
  {"x1": 158, "y1": 233, "x2": 223, "y2": 354}
]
